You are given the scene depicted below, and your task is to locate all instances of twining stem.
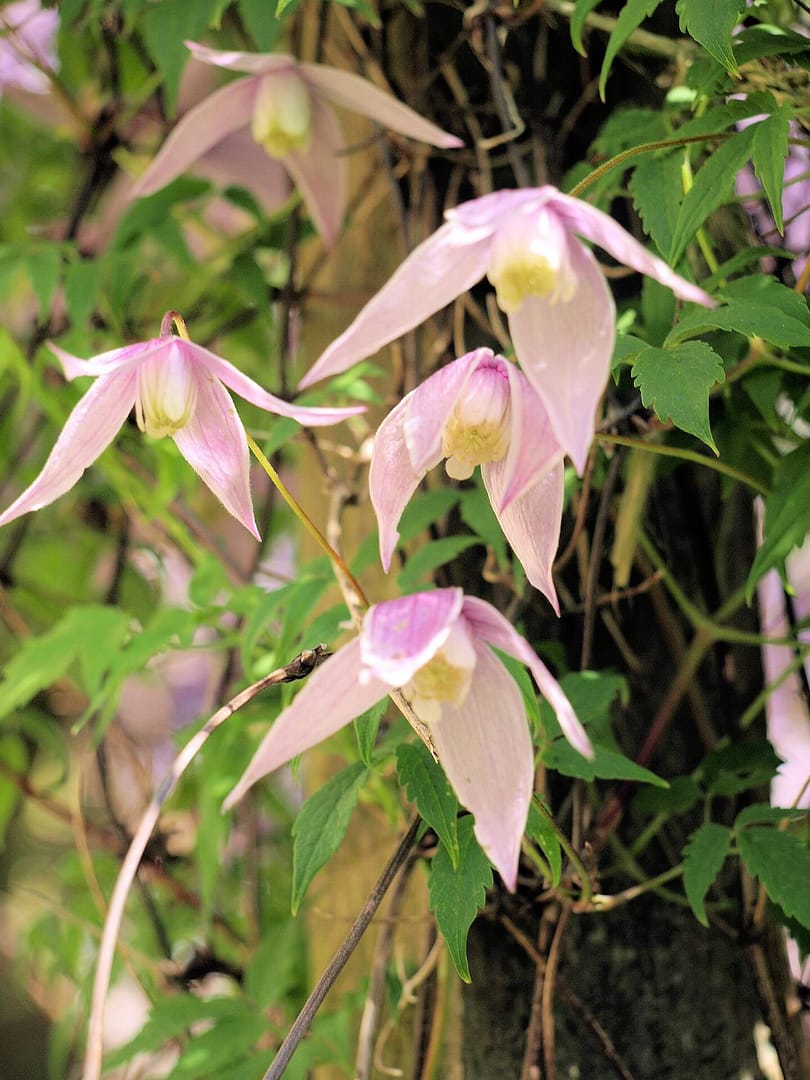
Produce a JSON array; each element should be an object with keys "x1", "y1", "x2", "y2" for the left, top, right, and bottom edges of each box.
[
  {"x1": 595, "y1": 433, "x2": 768, "y2": 495},
  {"x1": 569, "y1": 133, "x2": 731, "y2": 199}
]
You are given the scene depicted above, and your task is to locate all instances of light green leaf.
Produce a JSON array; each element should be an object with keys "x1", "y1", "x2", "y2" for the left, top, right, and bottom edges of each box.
[
  {"x1": 26, "y1": 246, "x2": 62, "y2": 321},
  {"x1": 746, "y1": 441, "x2": 810, "y2": 595},
  {"x1": 629, "y1": 151, "x2": 683, "y2": 256},
  {"x1": 0, "y1": 734, "x2": 26, "y2": 852},
  {"x1": 291, "y1": 763, "x2": 367, "y2": 914},
  {"x1": 238, "y1": 0, "x2": 283, "y2": 49},
  {"x1": 737, "y1": 827, "x2": 810, "y2": 928},
  {"x1": 570, "y1": 0, "x2": 603, "y2": 56},
  {"x1": 676, "y1": 0, "x2": 744, "y2": 75},
  {"x1": 398, "y1": 488, "x2": 461, "y2": 542},
  {"x1": 682, "y1": 822, "x2": 732, "y2": 926},
  {"x1": 397, "y1": 742, "x2": 459, "y2": 868},
  {"x1": 667, "y1": 277, "x2": 810, "y2": 349},
  {"x1": 142, "y1": 0, "x2": 223, "y2": 114},
  {"x1": 353, "y1": 698, "x2": 388, "y2": 767},
  {"x1": 544, "y1": 742, "x2": 668, "y2": 787},
  {"x1": 397, "y1": 536, "x2": 479, "y2": 591},
  {"x1": 428, "y1": 816, "x2": 492, "y2": 982},
  {"x1": 752, "y1": 104, "x2": 793, "y2": 235},
  {"x1": 64, "y1": 257, "x2": 103, "y2": 331},
  {"x1": 599, "y1": 0, "x2": 664, "y2": 100},
  {"x1": 632, "y1": 342, "x2": 725, "y2": 453},
  {"x1": 459, "y1": 484, "x2": 507, "y2": 567}
]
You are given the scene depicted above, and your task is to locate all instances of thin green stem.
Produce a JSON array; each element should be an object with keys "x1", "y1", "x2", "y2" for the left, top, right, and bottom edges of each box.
[
  {"x1": 532, "y1": 797, "x2": 592, "y2": 904},
  {"x1": 596, "y1": 433, "x2": 768, "y2": 494},
  {"x1": 739, "y1": 648, "x2": 810, "y2": 729},
  {"x1": 587, "y1": 864, "x2": 685, "y2": 912}
]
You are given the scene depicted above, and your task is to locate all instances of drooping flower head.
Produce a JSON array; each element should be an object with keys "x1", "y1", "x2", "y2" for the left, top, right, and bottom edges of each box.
[
  {"x1": 371, "y1": 347, "x2": 564, "y2": 608},
  {"x1": 0, "y1": 1, "x2": 58, "y2": 96},
  {"x1": 0, "y1": 312, "x2": 364, "y2": 538},
  {"x1": 224, "y1": 587, "x2": 593, "y2": 890},
  {"x1": 299, "y1": 186, "x2": 716, "y2": 471},
  {"x1": 132, "y1": 41, "x2": 463, "y2": 247}
]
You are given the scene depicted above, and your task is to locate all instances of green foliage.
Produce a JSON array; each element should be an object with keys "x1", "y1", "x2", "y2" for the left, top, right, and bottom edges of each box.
[
  {"x1": 737, "y1": 826, "x2": 810, "y2": 928},
  {"x1": 428, "y1": 817, "x2": 492, "y2": 982},
  {"x1": 599, "y1": 0, "x2": 664, "y2": 101},
  {"x1": 682, "y1": 822, "x2": 732, "y2": 927},
  {"x1": 397, "y1": 741, "x2": 460, "y2": 867},
  {"x1": 526, "y1": 801, "x2": 562, "y2": 887},
  {"x1": 675, "y1": 0, "x2": 745, "y2": 75},
  {"x1": 632, "y1": 342, "x2": 725, "y2": 453},
  {"x1": 747, "y1": 441, "x2": 810, "y2": 593}
]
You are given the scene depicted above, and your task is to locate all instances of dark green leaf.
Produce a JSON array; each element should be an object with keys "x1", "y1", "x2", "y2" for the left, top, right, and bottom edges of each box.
[
  {"x1": 737, "y1": 827, "x2": 810, "y2": 927},
  {"x1": 612, "y1": 333, "x2": 648, "y2": 373},
  {"x1": 544, "y1": 742, "x2": 668, "y2": 787},
  {"x1": 676, "y1": 0, "x2": 744, "y2": 75},
  {"x1": 291, "y1": 763, "x2": 367, "y2": 913},
  {"x1": 667, "y1": 277, "x2": 810, "y2": 349},
  {"x1": 752, "y1": 104, "x2": 793, "y2": 235},
  {"x1": 700, "y1": 740, "x2": 780, "y2": 796},
  {"x1": 397, "y1": 536, "x2": 479, "y2": 591},
  {"x1": 142, "y1": 1, "x2": 223, "y2": 114},
  {"x1": 735, "y1": 803, "x2": 809, "y2": 829},
  {"x1": 633, "y1": 775, "x2": 701, "y2": 815},
  {"x1": 397, "y1": 741, "x2": 459, "y2": 867},
  {"x1": 599, "y1": 0, "x2": 664, "y2": 100},
  {"x1": 632, "y1": 342, "x2": 725, "y2": 452},
  {"x1": 353, "y1": 698, "x2": 388, "y2": 767},
  {"x1": 629, "y1": 150, "x2": 683, "y2": 256},
  {"x1": 747, "y1": 441, "x2": 810, "y2": 595},
  {"x1": 683, "y1": 822, "x2": 732, "y2": 926},
  {"x1": 570, "y1": 0, "x2": 602, "y2": 56},
  {"x1": 526, "y1": 802, "x2": 562, "y2": 887},
  {"x1": 429, "y1": 816, "x2": 492, "y2": 982}
]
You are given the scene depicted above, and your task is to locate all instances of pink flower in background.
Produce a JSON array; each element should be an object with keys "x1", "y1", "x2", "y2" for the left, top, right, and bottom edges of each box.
[
  {"x1": 0, "y1": 0, "x2": 58, "y2": 96},
  {"x1": 224, "y1": 587, "x2": 592, "y2": 889},
  {"x1": 0, "y1": 317, "x2": 364, "y2": 539},
  {"x1": 132, "y1": 41, "x2": 462, "y2": 246},
  {"x1": 300, "y1": 186, "x2": 715, "y2": 472},
  {"x1": 371, "y1": 347, "x2": 564, "y2": 608}
]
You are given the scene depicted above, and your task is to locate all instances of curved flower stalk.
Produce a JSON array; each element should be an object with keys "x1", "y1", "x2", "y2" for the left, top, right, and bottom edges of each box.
[
  {"x1": 0, "y1": 1, "x2": 58, "y2": 96},
  {"x1": 370, "y1": 347, "x2": 565, "y2": 609},
  {"x1": 132, "y1": 41, "x2": 463, "y2": 247},
  {"x1": 224, "y1": 587, "x2": 593, "y2": 890},
  {"x1": 300, "y1": 186, "x2": 716, "y2": 471},
  {"x1": 0, "y1": 313, "x2": 364, "y2": 539}
]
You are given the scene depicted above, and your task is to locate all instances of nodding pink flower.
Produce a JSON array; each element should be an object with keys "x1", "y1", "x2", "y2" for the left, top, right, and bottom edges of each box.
[
  {"x1": 300, "y1": 187, "x2": 715, "y2": 471},
  {"x1": 371, "y1": 347, "x2": 564, "y2": 609},
  {"x1": 132, "y1": 41, "x2": 462, "y2": 247},
  {"x1": 224, "y1": 587, "x2": 592, "y2": 890},
  {"x1": 0, "y1": 1, "x2": 58, "y2": 96},
  {"x1": 0, "y1": 316, "x2": 364, "y2": 539}
]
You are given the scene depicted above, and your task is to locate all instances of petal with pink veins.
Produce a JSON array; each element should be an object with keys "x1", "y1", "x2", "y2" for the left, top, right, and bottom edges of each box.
[
  {"x1": 185, "y1": 40, "x2": 298, "y2": 76},
  {"x1": 300, "y1": 63, "x2": 463, "y2": 149},
  {"x1": 299, "y1": 222, "x2": 495, "y2": 388},
  {"x1": 496, "y1": 362, "x2": 563, "y2": 510},
  {"x1": 283, "y1": 92, "x2": 347, "y2": 248},
  {"x1": 48, "y1": 339, "x2": 162, "y2": 380},
  {"x1": 361, "y1": 589, "x2": 464, "y2": 687},
  {"x1": 223, "y1": 638, "x2": 388, "y2": 810},
  {"x1": 509, "y1": 240, "x2": 614, "y2": 474},
  {"x1": 430, "y1": 639, "x2": 533, "y2": 890},
  {"x1": 370, "y1": 396, "x2": 426, "y2": 572},
  {"x1": 0, "y1": 369, "x2": 137, "y2": 527}
]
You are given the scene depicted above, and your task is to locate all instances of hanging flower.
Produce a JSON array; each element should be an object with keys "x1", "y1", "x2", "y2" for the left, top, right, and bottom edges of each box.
[
  {"x1": 370, "y1": 347, "x2": 564, "y2": 608},
  {"x1": 299, "y1": 186, "x2": 716, "y2": 471},
  {"x1": 0, "y1": 312, "x2": 364, "y2": 539},
  {"x1": 132, "y1": 41, "x2": 462, "y2": 246},
  {"x1": 224, "y1": 587, "x2": 592, "y2": 890},
  {"x1": 0, "y1": 1, "x2": 58, "y2": 97}
]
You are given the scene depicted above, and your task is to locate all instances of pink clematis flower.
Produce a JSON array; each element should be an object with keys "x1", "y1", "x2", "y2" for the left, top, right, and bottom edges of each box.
[
  {"x1": 0, "y1": 0, "x2": 58, "y2": 96},
  {"x1": 371, "y1": 347, "x2": 564, "y2": 609},
  {"x1": 300, "y1": 187, "x2": 716, "y2": 472},
  {"x1": 224, "y1": 587, "x2": 592, "y2": 890},
  {"x1": 132, "y1": 41, "x2": 462, "y2": 247},
  {"x1": 0, "y1": 313, "x2": 364, "y2": 539}
]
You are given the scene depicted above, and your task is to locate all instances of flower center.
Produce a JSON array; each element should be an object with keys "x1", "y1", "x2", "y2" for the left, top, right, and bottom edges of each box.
[
  {"x1": 404, "y1": 621, "x2": 477, "y2": 724},
  {"x1": 487, "y1": 208, "x2": 577, "y2": 314},
  {"x1": 441, "y1": 363, "x2": 511, "y2": 480},
  {"x1": 251, "y1": 70, "x2": 312, "y2": 157},
  {"x1": 135, "y1": 350, "x2": 197, "y2": 439}
]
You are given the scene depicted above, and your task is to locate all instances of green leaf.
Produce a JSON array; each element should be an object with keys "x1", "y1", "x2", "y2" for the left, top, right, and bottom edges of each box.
[
  {"x1": 700, "y1": 740, "x2": 780, "y2": 796},
  {"x1": 397, "y1": 535, "x2": 479, "y2": 591},
  {"x1": 676, "y1": 0, "x2": 744, "y2": 75},
  {"x1": 737, "y1": 827, "x2": 810, "y2": 927},
  {"x1": 526, "y1": 802, "x2": 562, "y2": 887},
  {"x1": 629, "y1": 150, "x2": 683, "y2": 257},
  {"x1": 667, "y1": 276, "x2": 810, "y2": 349},
  {"x1": 398, "y1": 488, "x2": 461, "y2": 542},
  {"x1": 735, "y1": 803, "x2": 808, "y2": 829},
  {"x1": 752, "y1": 104, "x2": 793, "y2": 235},
  {"x1": 682, "y1": 822, "x2": 732, "y2": 926},
  {"x1": 459, "y1": 484, "x2": 507, "y2": 567},
  {"x1": 747, "y1": 441, "x2": 810, "y2": 595},
  {"x1": 353, "y1": 698, "x2": 388, "y2": 767},
  {"x1": 668, "y1": 127, "x2": 756, "y2": 264},
  {"x1": 0, "y1": 734, "x2": 26, "y2": 851},
  {"x1": 64, "y1": 257, "x2": 103, "y2": 331},
  {"x1": 25, "y1": 246, "x2": 62, "y2": 320},
  {"x1": 244, "y1": 921, "x2": 304, "y2": 1009},
  {"x1": 611, "y1": 333, "x2": 647, "y2": 373},
  {"x1": 238, "y1": 0, "x2": 283, "y2": 50},
  {"x1": 104, "y1": 997, "x2": 247, "y2": 1067},
  {"x1": 291, "y1": 763, "x2": 367, "y2": 913},
  {"x1": 397, "y1": 742, "x2": 459, "y2": 867},
  {"x1": 544, "y1": 742, "x2": 668, "y2": 787},
  {"x1": 634, "y1": 775, "x2": 701, "y2": 815},
  {"x1": 428, "y1": 816, "x2": 492, "y2": 982},
  {"x1": 632, "y1": 342, "x2": 725, "y2": 453},
  {"x1": 570, "y1": 0, "x2": 603, "y2": 56},
  {"x1": 599, "y1": 0, "x2": 664, "y2": 100},
  {"x1": 142, "y1": 0, "x2": 223, "y2": 114}
]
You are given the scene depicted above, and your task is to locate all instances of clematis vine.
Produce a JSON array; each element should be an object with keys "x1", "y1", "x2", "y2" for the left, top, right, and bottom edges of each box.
[
  {"x1": 0, "y1": 0, "x2": 58, "y2": 96},
  {"x1": 132, "y1": 41, "x2": 462, "y2": 247},
  {"x1": 224, "y1": 587, "x2": 592, "y2": 890},
  {"x1": 371, "y1": 347, "x2": 564, "y2": 608},
  {"x1": 0, "y1": 312, "x2": 364, "y2": 539},
  {"x1": 300, "y1": 186, "x2": 716, "y2": 472}
]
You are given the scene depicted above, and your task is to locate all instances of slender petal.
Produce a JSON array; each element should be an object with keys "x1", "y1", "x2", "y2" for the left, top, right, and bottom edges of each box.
[
  {"x1": 283, "y1": 92, "x2": 347, "y2": 248},
  {"x1": 185, "y1": 40, "x2": 298, "y2": 76},
  {"x1": 223, "y1": 639, "x2": 388, "y2": 810},
  {"x1": 460, "y1": 596, "x2": 593, "y2": 758},
  {"x1": 404, "y1": 348, "x2": 483, "y2": 474},
  {"x1": 496, "y1": 361, "x2": 563, "y2": 510},
  {"x1": 0, "y1": 370, "x2": 137, "y2": 527},
  {"x1": 509, "y1": 240, "x2": 614, "y2": 474},
  {"x1": 188, "y1": 340, "x2": 365, "y2": 424},
  {"x1": 172, "y1": 372, "x2": 260, "y2": 539},
  {"x1": 300, "y1": 63, "x2": 463, "y2": 149},
  {"x1": 361, "y1": 589, "x2": 464, "y2": 687},
  {"x1": 482, "y1": 459, "x2": 564, "y2": 612},
  {"x1": 369, "y1": 396, "x2": 425, "y2": 572},
  {"x1": 549, "y1": 191, "x2": 716, "y2": 307},
  {"x1": 299, "y1": 222, "x2": 494, "y2": 388},
  {"x1": 131, "y1": 77, "x2": 259, "y2": 199},
  {"x1": 193, "y1": 129, "x2": 292, "y2": 215},
  {"x1": 48, "y1": 340, "x2": 162, "y2": 380},
  {"x1": 430, "y1": 641, "x2": 533, "y2": 890}
]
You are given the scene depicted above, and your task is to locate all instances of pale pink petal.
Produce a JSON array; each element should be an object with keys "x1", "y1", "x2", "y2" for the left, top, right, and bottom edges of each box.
[
  {"x1": 430, "y1": 641, "x2": 533, "y2": 890},
  {"x1": 283, "y1": 92, "x2": 346, "y2": 247},
  {"x1": 369, "y1": 396, "x2": 425, "y2": 572},
  {"x1": 299, "y1": 63, "x2": 462, "y2": 149},
  {"x1": 299, "y1": 223, "x2": 494, "y2": 388},
  {"x1": 171, "y1": 373, "x2": 259, "y2": 538},
  {"x1": 0, "y1": 370, "x2": 136, "y2": 527},
  {"x1": 482, "y1": 459, "x2": 563, "y2": 613},
  {"x1": 404, "y1": 348, "x2": 485, "y2": 474},
  {"x1": 48, "y1": 339, "x2": 161, "y2": 380},
  {"x1": 496, "y1": 362, "x2": 563, "y2": 509},
  {"x1": 461, "y1": 597, "x2": 593, "y2": 758},
  {"x1": 185, "y1": 341, "x2": 364, "y2": 424},
  {"x1": 509, "y1": 241, "x2": 614, "y2": 474},
  {"x1": 361, "y1": 589, "x2": 464, "y2": 687},
  {"x1": 223, "y1": 638, "x2": 388, "y2": 810},
  {"x1": 549, "y1": 192, "x2": 716, "y2": 307},
  {"x1": 449, "y1": 188, "x2": 548, "y2": 233},
  {"x1": 132, "y1": 77, "x2": 259, "y2": 199},
  {"x1": 185, "y1": 40, "x2": 297, "y2": 76},
  {"x1": 193, "y1": 128, "x2": 292, "y2": 216}
]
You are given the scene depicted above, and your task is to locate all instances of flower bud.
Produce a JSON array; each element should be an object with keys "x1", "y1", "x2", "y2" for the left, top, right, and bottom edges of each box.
[
  {"x1": 442, "y1": 361, "x2": 511, "y2": 479},
  {"x1": 135, "y1": 349, "x2": 197, "y2": 439}
]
